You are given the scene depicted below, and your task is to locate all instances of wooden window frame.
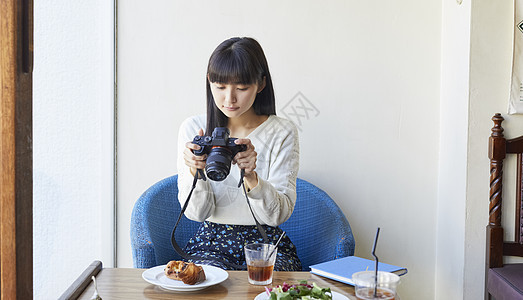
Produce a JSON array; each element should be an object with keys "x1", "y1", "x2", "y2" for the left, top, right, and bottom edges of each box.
[{"x1": 0, "y1": 0, "x2": 33, "y2": 299}]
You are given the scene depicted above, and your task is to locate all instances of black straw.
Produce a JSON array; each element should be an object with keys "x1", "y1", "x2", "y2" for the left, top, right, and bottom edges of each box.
[{"x1": 371, "y1": 227, "x2": 380, "y2": 297}]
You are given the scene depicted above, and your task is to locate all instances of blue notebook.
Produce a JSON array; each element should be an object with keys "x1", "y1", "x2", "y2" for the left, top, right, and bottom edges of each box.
[{"x1": 309, "y1": 256, "x2": 407, "y2": 285}]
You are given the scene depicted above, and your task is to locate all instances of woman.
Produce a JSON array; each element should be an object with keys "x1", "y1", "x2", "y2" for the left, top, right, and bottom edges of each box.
[{"x1": 177, "y1": 37, "x2": 301, "y2": 271}]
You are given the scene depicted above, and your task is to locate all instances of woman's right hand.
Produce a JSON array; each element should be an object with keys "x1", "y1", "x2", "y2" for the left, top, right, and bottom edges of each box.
[{"x1": 184, "y1": 128, "x2": 207, "y2": 176}]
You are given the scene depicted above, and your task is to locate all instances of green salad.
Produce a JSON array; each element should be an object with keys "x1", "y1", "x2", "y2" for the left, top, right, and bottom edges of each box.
[{"x1": 265, "y1": 280, "x2": 332, "y2": 300}]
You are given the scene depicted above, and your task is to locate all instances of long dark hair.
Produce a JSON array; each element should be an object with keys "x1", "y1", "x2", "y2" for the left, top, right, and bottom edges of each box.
[{"x1": 205, "y1": 37, "x2": 276, "y2": 135}]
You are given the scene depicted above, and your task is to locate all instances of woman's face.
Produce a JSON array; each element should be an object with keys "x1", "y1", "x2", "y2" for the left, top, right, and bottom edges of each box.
[{"x1": 209, "y1": 80, "x2": 263, "y2": 119}]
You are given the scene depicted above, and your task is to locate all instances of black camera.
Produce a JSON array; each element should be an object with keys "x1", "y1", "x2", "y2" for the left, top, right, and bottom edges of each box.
[{"x1": 192, "y1": 127, "x2": 247, "y2": 181}]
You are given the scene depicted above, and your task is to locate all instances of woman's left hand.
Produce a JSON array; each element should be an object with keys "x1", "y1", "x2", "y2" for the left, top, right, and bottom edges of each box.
[{"x1": 233, "y1": 138, "x2": 258, "y2": 188}]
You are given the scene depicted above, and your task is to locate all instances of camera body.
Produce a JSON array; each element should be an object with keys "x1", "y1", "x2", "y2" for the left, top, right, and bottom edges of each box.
[{"x1": 192, "y1": 127, "x2": 247, "y2": 181}]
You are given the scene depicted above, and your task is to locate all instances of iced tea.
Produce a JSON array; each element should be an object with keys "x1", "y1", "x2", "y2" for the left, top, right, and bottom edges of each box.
[
  {"x1": 356, "y1": 287, "x2": 395, "y2": 300},
  {"x1": 247, "y1": 260, "x2": 274, "y2": 283}
]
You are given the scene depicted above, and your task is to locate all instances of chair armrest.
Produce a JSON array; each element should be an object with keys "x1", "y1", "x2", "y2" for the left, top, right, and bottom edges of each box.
[
  {"x1": 130, "y1": 193, "x2": 157, "y2": 268},
  {"x1": 131, "y1": 245, "x2": 157, "y2": 269},
  {"x1": 334, "y1": 232, "x2": 356, "y2": 259}
]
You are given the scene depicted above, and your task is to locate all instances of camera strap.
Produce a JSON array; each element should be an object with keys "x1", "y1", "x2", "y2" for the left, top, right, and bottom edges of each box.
[
  {"x1": 237, "y1": 169, "x2": 269, "y2": 242},
  {"x1": 170, "y1": 169, "x2": 269, "y2": 270}
]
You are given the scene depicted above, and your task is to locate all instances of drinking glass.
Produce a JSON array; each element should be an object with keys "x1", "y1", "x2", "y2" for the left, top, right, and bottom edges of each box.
[{"x1": 244, "y1": 243, "x2": 277, "y2": 285}]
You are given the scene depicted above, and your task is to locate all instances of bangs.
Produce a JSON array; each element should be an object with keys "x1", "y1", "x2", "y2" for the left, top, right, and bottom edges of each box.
[{"x1": 207, "y1": 50, "x2": 261, "y2": 85}]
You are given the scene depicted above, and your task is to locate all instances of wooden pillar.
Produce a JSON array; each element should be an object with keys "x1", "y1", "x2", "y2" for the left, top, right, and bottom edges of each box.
[
  {"x1": 487, "y1": 113, "x2": 505, "y2": 269},
  {"x1": 0, "y1": 0, "x2": 33, "y2": 299}
]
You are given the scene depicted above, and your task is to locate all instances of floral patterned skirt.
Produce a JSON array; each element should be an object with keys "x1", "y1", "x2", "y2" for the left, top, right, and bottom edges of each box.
[{"x1": 183, "y1": 221, "x2": 302, "y2": 271}]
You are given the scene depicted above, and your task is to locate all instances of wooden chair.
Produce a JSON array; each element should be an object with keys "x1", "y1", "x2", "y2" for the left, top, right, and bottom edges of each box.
[{"x1": 486, "y1": 113, "x2": 523, "y2": 299}]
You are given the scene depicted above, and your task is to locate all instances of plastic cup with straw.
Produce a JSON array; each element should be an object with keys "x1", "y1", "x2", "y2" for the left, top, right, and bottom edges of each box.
[{"x1": 352, "y1": 227, "x2": 400, "y2": 299}]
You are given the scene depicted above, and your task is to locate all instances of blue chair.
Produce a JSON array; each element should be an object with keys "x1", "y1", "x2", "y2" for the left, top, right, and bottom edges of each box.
[{"x1": 130, "y1": 175, "x2": 355, "y2": 270}]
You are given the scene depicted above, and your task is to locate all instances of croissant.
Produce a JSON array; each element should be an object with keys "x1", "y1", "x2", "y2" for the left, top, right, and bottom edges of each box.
[{"x1": 164, "y1": 261, "x2": 206, "y2": 285}]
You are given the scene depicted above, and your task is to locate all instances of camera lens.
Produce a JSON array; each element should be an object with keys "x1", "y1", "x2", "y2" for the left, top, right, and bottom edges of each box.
[{"x1": 205, "y1": 146, "x2": 233, "y2": 181}]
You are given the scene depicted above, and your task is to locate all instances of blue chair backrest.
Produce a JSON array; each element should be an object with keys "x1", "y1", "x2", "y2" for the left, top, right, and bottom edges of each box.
[
  {"x1": 131, "y1": 175, "x2": 199, "y2": 268},
  {"x1": 281, "y1": 178, "x2": 355, "y2": 270},
  {"x1": 131, "y1": 175, "x2": 355, "y2": 270}
]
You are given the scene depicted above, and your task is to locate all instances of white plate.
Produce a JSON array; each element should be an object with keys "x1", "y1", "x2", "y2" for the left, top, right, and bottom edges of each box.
[
  {"x1": 254, "y1": 290, "x2": 349, "y2": 300},
  {"x1": 142, "y1": 264, "x2": 228, "y2": 292}
]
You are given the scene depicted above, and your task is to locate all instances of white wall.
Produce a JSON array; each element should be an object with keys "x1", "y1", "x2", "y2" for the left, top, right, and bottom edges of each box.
[
  {"x1": 435, "y1": 0, "x2": 471, "y2": 299},
  {"x1": 118, "y1": 1, "x2": 441, "y2": 298},
  {"x1": 465, "y1": 1, "x2": 520, "y2": 299},
  {"x1": 33, "y1": 1, "x2": 114, "y2": 299}
]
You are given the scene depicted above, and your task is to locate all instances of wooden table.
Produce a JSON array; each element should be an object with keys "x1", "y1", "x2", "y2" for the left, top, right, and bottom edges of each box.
[{"x1": 77, "y1": 268, "x2": 362, "y2": 300}]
